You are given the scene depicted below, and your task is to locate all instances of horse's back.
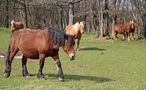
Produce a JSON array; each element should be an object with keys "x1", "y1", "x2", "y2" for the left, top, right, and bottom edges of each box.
[
  {"x1": 114, "y1": 24, "x2": 125, "y2": 33},
  {"x1": 11, "y1": 29, "x2": 48, "y2": 59},
  {"x1": 65, "y1": 24, "x2": 76, "y2": 36}
]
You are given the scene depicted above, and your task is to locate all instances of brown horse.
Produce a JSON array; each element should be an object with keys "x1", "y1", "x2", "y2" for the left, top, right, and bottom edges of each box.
[
  {"x1": 4, "y1": 28, "x2": 75, "y2": 81},
  {"x1": 65, "y1": 22, "x2": 85, "y2": 50},
  {"x1": 112, "y1": 20, "x2": 136, "y2": 41},
  {"x1": 10, "y1": 20, "x2": 24, "y2": 56},
  {"x1": 10, "y1": 20, "x2": 24, "y2": 32}
]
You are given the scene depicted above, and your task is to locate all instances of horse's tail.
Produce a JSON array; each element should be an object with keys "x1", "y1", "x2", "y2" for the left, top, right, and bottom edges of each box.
[
  {"x1": 5, "y1": 44, "x2": 10, "y2": 66},
  {"x1": 5, "y1": 31, "x2": 13, "y2": 66}
]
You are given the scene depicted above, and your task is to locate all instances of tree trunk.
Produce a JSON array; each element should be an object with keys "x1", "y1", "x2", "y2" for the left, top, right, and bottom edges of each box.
[
  {"x1": 5, "y1": 0, "x2": 9, "y2": 28},
  {"x1": 99, "y1": 5, "x2": 104, "y2": 37},
  {"x1": 103, "y1": 0, "x2": 110, "y2": 37},
  {"x1": 23, "y1": 0, "x2": 28, "y2": 27},
  {"x1": 142, "y1": 14, "x2": 146, "y2": 37},
  {"x1": 69, "y1": 0, "x2": 74, "y2": 24}
]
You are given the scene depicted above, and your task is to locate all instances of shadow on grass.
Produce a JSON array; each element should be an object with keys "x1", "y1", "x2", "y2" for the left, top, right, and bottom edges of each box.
[
  {"x1": 80, "y1": 47, "x2": 106, "y2": 51},
  {"x1": 47, "y1": 74, "x2": 113, "y2": 83}
]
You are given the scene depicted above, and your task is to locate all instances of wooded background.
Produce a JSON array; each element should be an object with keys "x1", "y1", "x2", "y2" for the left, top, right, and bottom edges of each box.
[{"x1": 0, "y1": 0, "x2": 146, "y2": 38}]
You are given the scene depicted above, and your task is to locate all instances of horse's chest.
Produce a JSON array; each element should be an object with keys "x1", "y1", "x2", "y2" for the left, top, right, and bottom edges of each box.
[
  {"x1": 45, "y1": 48, "x2": 59, "y2": 56},
  {"x1": 74, "y1": 32, "x2": 81, "y2": 39}
]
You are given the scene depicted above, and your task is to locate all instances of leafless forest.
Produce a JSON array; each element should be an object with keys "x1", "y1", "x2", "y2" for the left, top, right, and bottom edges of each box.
[{"x1": 0, "y1": 0, "x2": 146, "y2": 37}]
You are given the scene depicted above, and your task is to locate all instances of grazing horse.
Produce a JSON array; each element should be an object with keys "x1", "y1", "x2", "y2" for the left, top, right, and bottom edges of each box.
[
  {"x1": 10, "y1": 20, "x2": 24, "y2": 32},
  {"x1": 65, "y1": 22, "x2": 85, "y2": 50},
  {"x1": 112, "y1": 20, "x2": 136, "y2": 41},
  {"x1": 4, "y1": 28, "x2": 75, "y2": 81}
]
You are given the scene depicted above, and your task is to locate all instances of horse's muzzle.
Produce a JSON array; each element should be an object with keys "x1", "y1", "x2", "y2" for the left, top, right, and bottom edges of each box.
[{"x1": 70, "y1": 56, "x2": 75, "y2": 61}]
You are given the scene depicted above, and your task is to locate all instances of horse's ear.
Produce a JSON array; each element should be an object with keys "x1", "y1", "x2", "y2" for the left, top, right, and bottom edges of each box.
[
  {"x1": 129, "y1": 21, "x2": 131, "y2": 23},
  {"x1": 80, "y1": 21, "x2": 85, "y2": 27},
  {"x1": 80, "y1": 21, "x2": 84, "y2": 24},
  {"x1": 131, "y1": 20, "x2": 134, "y2": 23}
]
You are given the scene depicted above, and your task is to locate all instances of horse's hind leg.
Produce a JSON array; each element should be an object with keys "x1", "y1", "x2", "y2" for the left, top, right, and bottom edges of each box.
[
  {"x1": 4, "y1": 46, "x2": 19, "y2": 78},
  {"x1": 122, "y1": 33, "x2": 126, "y2": 40},
  {"x1": 76, "y1": 38, "x2": 81, "y2": 51},
  {"x1": 22, "y1": 55, "x2": 31, "y2": 77},
  {"x1": 37, "y1": 54, "x2": 45, "y2": 79}
]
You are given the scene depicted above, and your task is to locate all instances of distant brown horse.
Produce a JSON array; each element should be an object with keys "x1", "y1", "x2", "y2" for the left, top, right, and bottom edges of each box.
[
  {"x1": 10, "y1": 20, "x2": 24, "y2": 56},
  {"x1": 66, "y1": 22, "x2": 85, "y2": 50},
  {"x1": 4, "y1": 28, "x2": 75, "y2": 81},
  {"x1": 112, "y1": 20, "x2": 136, "y2": 41},
  {"x1": 10, "y1": 20, "x2": 24, "y2": 32}
]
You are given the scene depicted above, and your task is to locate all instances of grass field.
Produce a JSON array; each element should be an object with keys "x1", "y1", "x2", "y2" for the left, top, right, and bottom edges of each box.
[{"x1": 0, "y1": 28, "x2": 146, "y2": 90}]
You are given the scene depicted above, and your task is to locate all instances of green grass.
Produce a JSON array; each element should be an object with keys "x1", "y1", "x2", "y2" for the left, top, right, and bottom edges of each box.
[
  {"x1": 0, "y1": 27, "x2": 146, "y2": 90},
  {"x1": 0, "y1": 27, "x2": 11, "y2": 52}
]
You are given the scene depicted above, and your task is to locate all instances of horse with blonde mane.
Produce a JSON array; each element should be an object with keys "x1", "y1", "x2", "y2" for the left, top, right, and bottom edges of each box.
[
  {"x1": 10, "y1": 20, "x2": 24, "y2": 32},
  {"x1": 65, "y1": 22, "x2": 85, "y2": 50},
  {"x1": 112, "y1": 20, "x2": 136, "y2": 41}
]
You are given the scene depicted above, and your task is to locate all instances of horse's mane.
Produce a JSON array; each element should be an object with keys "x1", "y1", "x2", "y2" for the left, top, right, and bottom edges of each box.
[
  {"x1": 80, "y1": 21, "x2": 84, "y2": 28},
  {"x1": 48, "y1": 28, "x2": 65, "y2": 46},
  {"x1": 73, "y1": 22, "x2": 80, "y2": 30},
  {"x1": 72, "y1": 22, "x2": 84, "y2": 33}
]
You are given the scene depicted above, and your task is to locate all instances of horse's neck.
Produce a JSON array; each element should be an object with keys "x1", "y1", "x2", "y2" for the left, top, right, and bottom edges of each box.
[{"x1": 124, "y1": 23, "x2": 134, "y2": 30}]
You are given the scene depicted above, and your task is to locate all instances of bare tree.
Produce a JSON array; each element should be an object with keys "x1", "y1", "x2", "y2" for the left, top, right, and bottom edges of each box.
[{"x1": 0, "y1": 0, "x2": 145, "y2": 39}]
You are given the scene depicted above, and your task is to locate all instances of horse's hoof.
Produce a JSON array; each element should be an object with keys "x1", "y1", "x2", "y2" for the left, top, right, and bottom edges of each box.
[
  {"x1": 76, "y1": 48, "x2": 80, "y2": 51},
  {"x1": 3, "y1": 73, "x2": 10, "y2": 78},
  {"x1": 23, "y1": 73, "x2": 32, "y2": 78},
  {"x1": 37, "y1": 74, "x2": 45, "y2": 79},
  {"x1": 58, "y1": 77, "x2": 64, "y2": 82},
  {"x1": 77, "y1": 49, "x2": 80, "y2": 51}
]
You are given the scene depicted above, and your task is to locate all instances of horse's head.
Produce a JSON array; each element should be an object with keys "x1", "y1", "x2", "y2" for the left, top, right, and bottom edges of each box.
[
  {"x1": 63, "y1": 35, "x2": 75, "y2": 61},
  {"x1": 129, "y1": 20, "x2": 135, "y2": 29},
  {"x1": 73, "y1": 22, "x2": 85, "y2": 34},
  {"x1": 79, "y1": 21, "x2": 85, "y2": 34},
  {"x1": 10, "y1": 20, "x2": 24, "y2": 32}
]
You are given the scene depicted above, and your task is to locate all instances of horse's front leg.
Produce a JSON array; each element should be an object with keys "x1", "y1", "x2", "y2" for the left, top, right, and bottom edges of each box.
[
  {"x1": 37, "y1": 54, "x2": 45, "y2": 79},
  {"x1": 76, "y1": 39, "x2": 81, "y2": 51},
  {"x1": 131, "y1": 33, "x2": 134, "y2": 40},
  {"x1": 122, "y1": 33, "x2": 126, "y2": 40},
  {"x1": 52, "y1": 54, "x2": 64, "y2": 82},
  {"x1": 127, "y1": 33, "x2": 130, "y2": 42},
  {"x1": 22, "y1": 55, "x2": 31, "y2": 77}
]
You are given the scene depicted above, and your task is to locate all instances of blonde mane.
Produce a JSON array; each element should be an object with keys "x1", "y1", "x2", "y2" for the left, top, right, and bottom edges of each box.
[{"x1": 73, "y1": 22, "x2": 80, "y2": 33}]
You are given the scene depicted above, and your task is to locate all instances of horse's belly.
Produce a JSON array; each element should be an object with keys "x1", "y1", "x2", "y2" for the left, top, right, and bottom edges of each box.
[
  {"x1": 115, "y1": 30, "x2": 124, "y2": 34},
  {"x1": 23, "y1": 52, "x2": 39, "y2": 59},
  {"x1": 20, "y1": 49, "x2": 58, "y2": 59},
  {"x1": 27, "y1": 54, "x2": 39, "y2": 59}
]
